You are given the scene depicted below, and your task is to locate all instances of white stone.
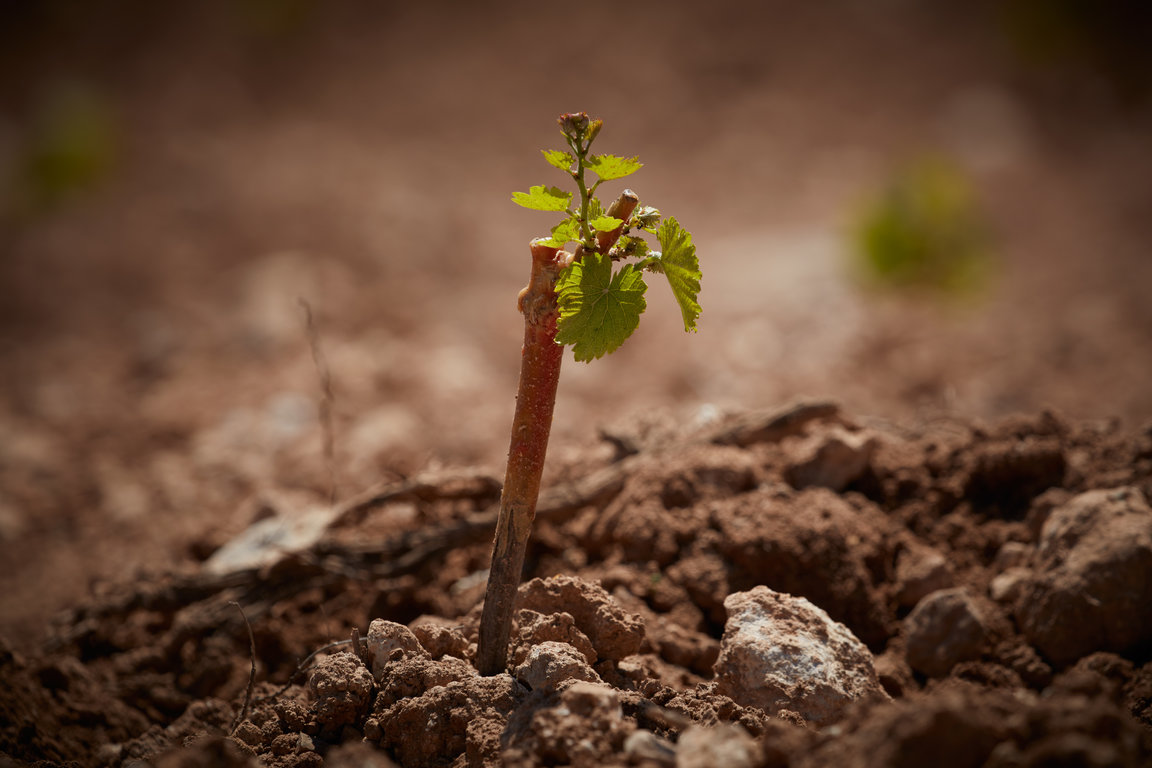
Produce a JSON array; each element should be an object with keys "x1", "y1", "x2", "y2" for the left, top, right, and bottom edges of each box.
[
  {"x1": 365, "y1": 619, "x2": 429, "y2": 679},
  {"x1": 714, "y1": 586, "x2": 888, "y2": 726},
  {"x1": 676, "y1": 724, "x2": 760, "y2": 768}
]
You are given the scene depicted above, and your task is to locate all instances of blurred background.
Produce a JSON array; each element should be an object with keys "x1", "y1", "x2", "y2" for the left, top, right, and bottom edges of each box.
[{"x1": 1, "y1": 0, "x2": 1150, "y2": 643}]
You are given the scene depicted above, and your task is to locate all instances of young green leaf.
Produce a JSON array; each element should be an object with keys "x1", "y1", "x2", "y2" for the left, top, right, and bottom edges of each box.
[
  {"x1": 586, "y1": 154, "x2": 643, "y2": 181},
  {"x1": 512, "y1": 185, "x2": 572, "y2": 212},
  {"x1": 586, "y1": 196, "x2": 604, "y2": 221},
  {"x1": 541, "y1": 217, "x2": 582, "y2": 248},
  {"x1": 631, "y1": 205, "x2": 661, "y2": 233},
  {"x1": 655, "y1": 217, "x2": 701, "y2": 332},
  {"x1": 542, "y1": 149, "x2": 574, "y2": 172},
  {"x1": 555, "y1": 252, "x2": 648, "y2": 362},
  {"x1": 613, "y1": 235, "x2": 650, "y2": 260},
  {"x1": 590, "y1": 215, "x2": 623, "y2": 233}
]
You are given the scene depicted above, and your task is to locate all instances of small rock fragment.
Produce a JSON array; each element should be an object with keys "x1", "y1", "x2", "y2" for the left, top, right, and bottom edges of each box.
[
  {"x1": 713, "y1": 586, "x2": 889, "y2": 726},
  {"x1": 676, "y1": 724, "x2": 761, "y2": 768},
  {"x1": 905, "y1": 588, "x2": 992, "y2": 677},
  {"x1": 365, "y1": 619, "x2": 430, "y2": 678}
]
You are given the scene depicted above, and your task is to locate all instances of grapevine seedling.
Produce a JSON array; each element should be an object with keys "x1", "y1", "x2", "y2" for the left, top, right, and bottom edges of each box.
[{"x1": 476, "y1": 113, "x2": 701, "y2": 675}]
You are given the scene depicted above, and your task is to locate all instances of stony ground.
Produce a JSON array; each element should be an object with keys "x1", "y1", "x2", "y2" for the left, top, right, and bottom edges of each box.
[
  {"x1": 2, "y1": 402, "x2": 1151, "y2": 766},
  {"x1": 2, "y1": 2, "x2": 1152, "y2": 766}
]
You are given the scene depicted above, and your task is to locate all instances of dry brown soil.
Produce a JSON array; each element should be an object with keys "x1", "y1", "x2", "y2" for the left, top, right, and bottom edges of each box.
[{"x1": 2, "y1": 2, "x2": 1152, "y2": 766}]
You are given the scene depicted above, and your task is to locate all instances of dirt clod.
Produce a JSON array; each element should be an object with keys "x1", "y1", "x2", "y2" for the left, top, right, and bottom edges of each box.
[
  {"x1": 1015, "y1": 487, "x2": 1152, "y2": 666},
  {"x1": 904, "y1": 588, "x2": 995, "y2": 678},
  {"x1": 516, "y1": 575, "x2": 646, "y2": 663},
  {"x1": 513, "y1": 641, "x2": 601, "y2": 692},
  {"x1": 307, "y1": 652, "x2": 374, "y2": 739},
  {"x1": 3, "y1": 409, "x2": 1152, "y2": 766}
]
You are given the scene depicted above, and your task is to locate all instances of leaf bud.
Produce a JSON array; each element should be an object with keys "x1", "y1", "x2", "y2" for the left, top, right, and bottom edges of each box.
[{"x1": 558, "y1": 112, "x2": 591, "y2": 141}]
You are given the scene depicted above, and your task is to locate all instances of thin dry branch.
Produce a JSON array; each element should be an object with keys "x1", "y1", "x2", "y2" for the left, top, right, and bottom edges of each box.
[{"x1": 229, "y1": 601, "x2": 258, "y2": 734}]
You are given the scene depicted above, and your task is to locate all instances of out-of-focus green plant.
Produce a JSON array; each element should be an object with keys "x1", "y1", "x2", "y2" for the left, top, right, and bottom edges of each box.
[
  {"x1": 851, "y1": 157, "x2": 991, "y2": 298},
  {"x1": 13, "y1": 84, "x2": 117, "y2": 214}
]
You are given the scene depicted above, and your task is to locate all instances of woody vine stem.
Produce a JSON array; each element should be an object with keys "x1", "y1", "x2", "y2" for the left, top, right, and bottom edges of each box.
[{"x1": 476, "y1": 113, "x2": 701, "y2": 675}]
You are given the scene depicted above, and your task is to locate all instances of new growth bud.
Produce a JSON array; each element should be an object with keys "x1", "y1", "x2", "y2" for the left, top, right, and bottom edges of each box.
[{"x1": 558, "y1": 112, "x2": 591, "y2": 142}]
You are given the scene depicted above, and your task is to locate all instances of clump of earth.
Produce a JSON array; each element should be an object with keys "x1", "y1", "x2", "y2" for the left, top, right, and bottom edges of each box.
[{"x1": 2, "y1": 401, "x2": 1151, "y2": 767}]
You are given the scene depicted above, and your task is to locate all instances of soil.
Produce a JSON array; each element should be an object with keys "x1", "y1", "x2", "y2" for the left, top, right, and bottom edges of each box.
[
  {"x1": 3, "y1": 403, "x2": 1152, "y2": 767},
  {"x1": 3, "y1": 2, "x2": 1152, "y2": 767}
]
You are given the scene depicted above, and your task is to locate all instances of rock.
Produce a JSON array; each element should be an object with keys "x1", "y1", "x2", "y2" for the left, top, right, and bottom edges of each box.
[
  {"x1": 517, "y1": 575, "x2": 646, "y2": 662},
  {"x1": 713, "y1": 586, "x2": 889, "y2": 726},
  {"x1": 895, "y1": 540, "x2": 955, "y2": 609},
  {"x1": 676, "y1": 724, "x2": 761, "y2": 768},
  {"x1": 365, "y1": 619, "x2": 429, "y2": 678},
  {"x1": 513, "y1": 641, "x2": 601, "y2": 692},
  {"x1": 785, "y1": 427, "x2": 878, "y2": 492},
  {"x1": 306, "y1": 652, "x2": 374, "y2": 738},
  {"x1": 1015, "y1": 487, "x2": 1152, "y2": 666},
  {"x1": 905, "y1": 588, "x2": 993, "y2": 678}
]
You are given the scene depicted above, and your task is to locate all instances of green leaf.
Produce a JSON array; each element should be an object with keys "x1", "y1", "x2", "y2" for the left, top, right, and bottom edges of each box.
[
  {"x1": 590, "y1": 215, "x2": 623, "y2": 233},
  {"x1": 512, "y1": 185, "x2": 572, "y2": 211},
  {"x1": 631, "y1": 205, "x2": 661, "y2": 233},
  {"x1": 656, "y1": 217, "x2": 701, "y2": 332},
  {"x1": 586, "y1": 154, "x2": 643, "y2": 181},
  {"x1": 555, "y1": 252, "x2": 648, "y2": 362},
  {"x1": 544, "y1": 217, "x2": 581, "y2": 247},
  {"x1": 542, "y1": 149, "x2": 574, "y2": 172},
  {"x1": 614, "y1": 235, "x2": 650, "y2": 260},
  {"x1": 586, "y1": 197, "x2": 604, "y2": 221}
]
